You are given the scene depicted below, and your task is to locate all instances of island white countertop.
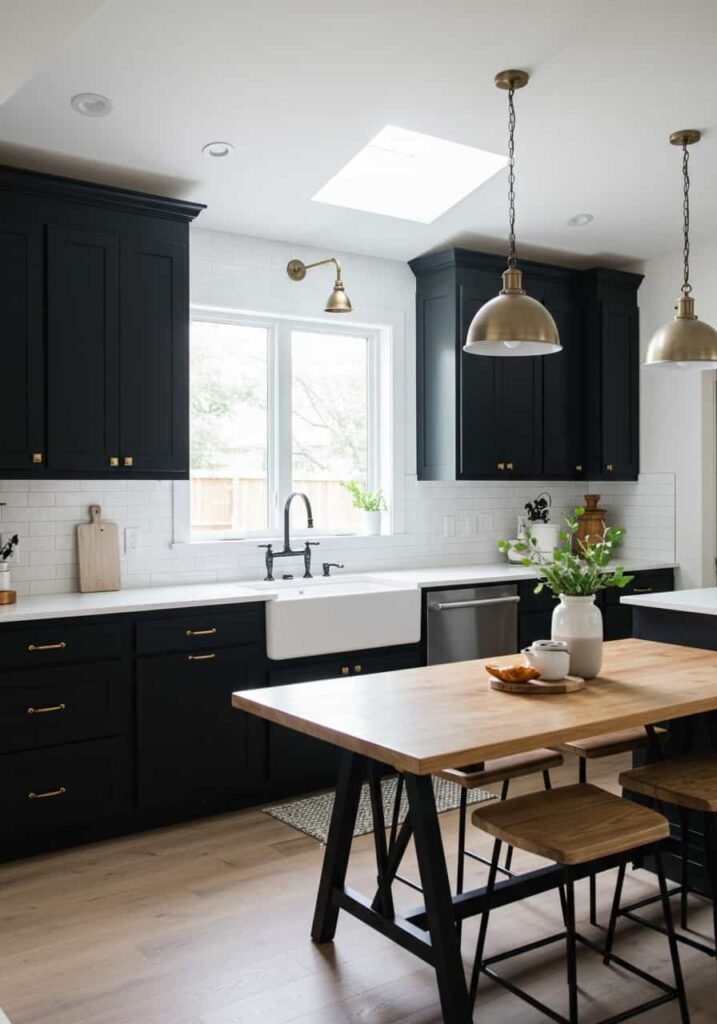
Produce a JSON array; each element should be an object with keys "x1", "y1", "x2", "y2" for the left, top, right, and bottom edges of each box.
[
  {"x1": 621, "y1": 586, "x2": 717, "y2": 616},
  {"x1": 0, "y1": 559, "x2": 676, "y2": 625}
]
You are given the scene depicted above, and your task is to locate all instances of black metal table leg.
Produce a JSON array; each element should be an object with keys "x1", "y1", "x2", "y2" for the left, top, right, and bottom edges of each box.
[
  {"x1": 405, "y1": 772, "x2": 473, "y2": 1023},
  {"x1": 367, "y1": 761, "x2": 395, "y2": 919},
  {"x1": 704, "y1": 811, "x2": 717, "y2": 952},
  {"x1": 311, "y1": 750, "x2": 366, "y2": 943}
]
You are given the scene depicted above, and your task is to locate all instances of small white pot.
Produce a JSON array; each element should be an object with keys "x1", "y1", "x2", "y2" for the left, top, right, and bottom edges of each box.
[
  {"x1": 361, "y1": 510, "x2": 382, "y2": 536},
  {"x1": 0, "y1": 562, "x2": 10, "y2": 590},
  {"x1": 551, "y1": 594, "x2": 603, "y2": 679},
  {"x1": 528, "y1": 523, "x2": 560, "y2": 560}
]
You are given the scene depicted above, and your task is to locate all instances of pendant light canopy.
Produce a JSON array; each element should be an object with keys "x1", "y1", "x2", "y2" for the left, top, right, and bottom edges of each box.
[
  {"x1": 464, "y1": 70, "x2": 560, "y2": 357},
  {"x1": 644, "y1": 130, "x2": 717, "y2": 370}
]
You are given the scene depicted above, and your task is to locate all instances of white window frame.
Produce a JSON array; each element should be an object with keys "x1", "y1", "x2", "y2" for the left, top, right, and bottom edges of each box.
[{"x1": 173, "y1": 306, "x2": 399, "y2": 544}]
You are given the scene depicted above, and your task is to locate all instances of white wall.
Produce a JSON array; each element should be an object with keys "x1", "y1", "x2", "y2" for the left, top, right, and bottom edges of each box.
[
  {"x1": 637, "y1": 241, "x2": 717, "y2": 589},
  {"x1": 0, "y1": 227, "x2": 676, "y2": 596}
]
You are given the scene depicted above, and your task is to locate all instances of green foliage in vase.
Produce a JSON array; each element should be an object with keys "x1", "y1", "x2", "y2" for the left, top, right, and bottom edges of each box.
[
  {"x1": 498, "y1": 507, "x2": 634, "y2": 597},
  {"x1": 342, "y1": 480, "x2": 387, "y2": 512}
]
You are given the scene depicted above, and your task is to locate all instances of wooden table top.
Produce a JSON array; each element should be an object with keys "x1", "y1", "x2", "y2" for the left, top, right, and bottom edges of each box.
[{"x1": 232, "y1": 639, "x2": 717, "y2": 775}]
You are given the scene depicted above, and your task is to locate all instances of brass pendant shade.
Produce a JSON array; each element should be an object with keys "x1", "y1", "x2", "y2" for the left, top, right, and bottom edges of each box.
[
  {"x1": 287, "y1": 256, "x2": 353, "y2": 314},
  {"x1": 644, "y1": 130, "x2": 717, "y2": 370},
  {"x1": 464, "y1": 267, "x2": 560, "y2": 356},
  {"x1": 464, "y1": 70, "x2": 561, "y2": 358}
]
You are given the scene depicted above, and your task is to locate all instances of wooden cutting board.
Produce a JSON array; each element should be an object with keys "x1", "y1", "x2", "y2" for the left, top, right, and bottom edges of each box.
[
  {"x1": 489, "y1": 675, "x2": 585, "y2": 695},
  {"x1": 77, "y1": 505, "x2": 121, "y2": 593}
]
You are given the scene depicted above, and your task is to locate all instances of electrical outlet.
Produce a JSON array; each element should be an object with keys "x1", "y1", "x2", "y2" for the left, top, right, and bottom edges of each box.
[
  {"x1": 479, "y1": 513, "x2": 493, "y2": 532},
  {"x1": 124, "y1": 527, "x2": 141, "y2": 553},
  {"x1": 442, "y1": 515, "x2": 456, "y2": 538},
  {"x1": 1, "y1": 532, "x2": 20, "y2": 563},
  {"x1": 462, "y1": 515, "x2": 477, "y2": 537}
]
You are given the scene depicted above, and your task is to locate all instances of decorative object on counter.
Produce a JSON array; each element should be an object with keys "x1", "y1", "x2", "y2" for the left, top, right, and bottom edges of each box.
[
  {"x1": 0, "y1": 532, "x2": 19, "y2": 605},
  {"x1": 485, "y1": 663, "x2": 540, "y2": 684},
  {"x1": 489, "y1": 673, "x2": 585, "y2": 695},
  {"x1": 644, "y1": 129, "x2": 717, "y2": 370},
  {"x1": 464, "y1": 70, "x2": 560, "y2": 357},
  {"x1": 574, "y1": 494, "x2": 607, "y2": 553},
  {"x1": 286, "y1": 255, "x2": 353, "y2": 313},
  {"x1": 77, "y1": 505, "x2": 121, "y2": 594},
  {"x1": 523, "y1": 491, "x2": 559, "y2": 559},
  {"x1": 498, "y1": 507, "x2": 633, "y2": 678},
  {"x1": 522, "y1": 639, "x2": 570, "y2": 681},
  {"x1": 342, "y1": 480, "x2": 386, "y2": 536}
]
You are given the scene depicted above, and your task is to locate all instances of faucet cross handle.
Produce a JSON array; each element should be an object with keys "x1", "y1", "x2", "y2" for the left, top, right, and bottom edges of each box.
[
  {"x1": 258, "y1": 543, "x2": 274, "y2": 582},
  {"x1": 303, "y1": 540, "x2": 320, "y2": 579}
]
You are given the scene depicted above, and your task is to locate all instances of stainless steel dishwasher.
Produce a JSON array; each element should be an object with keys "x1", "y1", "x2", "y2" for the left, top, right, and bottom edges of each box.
[{"x1": 426, "y1": 584, "x2": 519, "y2": 665}]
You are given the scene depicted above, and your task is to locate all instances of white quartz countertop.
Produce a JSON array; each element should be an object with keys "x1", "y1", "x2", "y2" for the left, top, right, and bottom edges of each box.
[
  {"x1": 0, "y1": 582, "x2": 279, "y2": 624},
  {"x1": 621, "y1": 587, "x2": 717, "y2": 616},
  {"x1": 0, "y1": 559, "x2": 676, "y2": 625}
]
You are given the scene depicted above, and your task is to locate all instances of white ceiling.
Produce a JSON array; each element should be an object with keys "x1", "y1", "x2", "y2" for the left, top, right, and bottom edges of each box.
[{"x1": 1, "y1": 0, "x2": 716, "y2": 267}]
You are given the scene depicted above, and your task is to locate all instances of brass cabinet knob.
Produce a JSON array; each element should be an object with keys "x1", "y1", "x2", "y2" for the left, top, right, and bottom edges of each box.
[
  {"x1": 354, "y1": 665, "x2": 362, "y2": 674},
  {"x1": 341, "y1": 666, "x2": 350, "y2": 676},
  {"x1": 123, "y1": 456, "x2": 133, "y2": 467},
  {"x1": 605, "y1": 463, "x2": 614, "y2": 472},
  {"x1": 506, "y1": 462, "x2": 514, "y2": 471},
  {"x1": 32, "y1": 452, "x2": 43, "y2": 464},
  {"x1": 109, "y1": 457, "x2": 119, "y2": 467},
  {"x1": 497, "y1": 462, "x2": 505, "y2": 471},
  {"x1": 575, "y1": 463, "x2": 583, "y2": 472}
]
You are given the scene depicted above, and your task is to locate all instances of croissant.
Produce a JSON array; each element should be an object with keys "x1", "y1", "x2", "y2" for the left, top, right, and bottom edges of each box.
[{"x1": 486, "y1": 664, "x2": 541, "y2": 684}]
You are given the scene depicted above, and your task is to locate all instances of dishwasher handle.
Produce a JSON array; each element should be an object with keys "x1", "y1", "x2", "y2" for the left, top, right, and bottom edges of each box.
[{"x1": 429, "y1": 595, "x2": 521, "y2": 612}]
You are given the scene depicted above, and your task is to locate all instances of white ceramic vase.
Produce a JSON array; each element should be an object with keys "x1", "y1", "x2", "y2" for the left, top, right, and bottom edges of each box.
[
  {"x1": 0, "y1": 562, "x2": 10, "y2": 591},
  {"x1": 361, "y1": 510, "x2": 381, "y2": 536},
  {"x1": 551, "y1": 594, "x2": 603, "y2": 678}
]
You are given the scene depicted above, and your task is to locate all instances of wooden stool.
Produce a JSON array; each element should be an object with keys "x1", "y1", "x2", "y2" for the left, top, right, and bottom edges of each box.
[
  {"x1": 554, "y1": 725, "x2": 668, "y2": 924},
  {"x1": 469, "y1": 784, "x2": 689, "y2": 1024},
  {"x1": 439, "y1": 748, "x2": 564, "y2": 895},
  {"x1": 609, "y1": 754, "x2": 717, "y2": 958}
]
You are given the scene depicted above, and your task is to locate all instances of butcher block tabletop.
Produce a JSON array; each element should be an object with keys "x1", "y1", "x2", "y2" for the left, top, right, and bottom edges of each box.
[{"x1": 232, "y1": 639, "x2": 717, "y2": 775}]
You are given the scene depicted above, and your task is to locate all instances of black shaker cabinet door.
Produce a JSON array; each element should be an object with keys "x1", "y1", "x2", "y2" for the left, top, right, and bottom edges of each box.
[
  {"x1": 0, "y1": 207, "x2": 44, "y2": 470},
  {"x1": 599, "y1": 302, "x2": 639, "y2": 479},
  {"x1": 46, "y1": 225, "x2": 120, "y2": 473},
  {"x1": 119, "y1": 237, "x2": 189, "y2": 475}
]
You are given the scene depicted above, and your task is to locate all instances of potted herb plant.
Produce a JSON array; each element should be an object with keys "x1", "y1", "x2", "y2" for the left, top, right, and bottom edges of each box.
[
  {"x1": 499, "y1": 508, "x2": 633, "y2": 678},
  {"x1": 342, "y1": 481, "x2": 386, "y2": 536}
]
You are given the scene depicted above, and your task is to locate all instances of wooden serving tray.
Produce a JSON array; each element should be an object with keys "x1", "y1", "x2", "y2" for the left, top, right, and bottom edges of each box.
[{"x1": 489, "y1": 675, "x2": 585, "y2": 695}]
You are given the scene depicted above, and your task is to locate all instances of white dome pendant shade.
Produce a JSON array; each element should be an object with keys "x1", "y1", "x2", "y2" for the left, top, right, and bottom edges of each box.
[
  {"x1": 464, "y1": 70, "x2": 561, "y2": 358},
  {"x1": 644, "y1": 130, "x2": 717, "y2": 370}
]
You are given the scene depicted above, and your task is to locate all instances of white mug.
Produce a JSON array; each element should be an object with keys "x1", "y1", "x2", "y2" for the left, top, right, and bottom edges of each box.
[{"x1": 522, "y1": 643, "x2": 570, "y2": 681}]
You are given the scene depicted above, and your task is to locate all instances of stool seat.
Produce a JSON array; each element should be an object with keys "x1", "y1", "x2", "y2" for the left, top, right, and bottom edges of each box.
[
  {"x1": 439, "y1": 748, "x2": 563, "y2": 788},
  {"x1": 555, "y1": 726, "x2": 667, "y2": 759},
  {"x1": 620, "y1": 754, "x2": 717, "y2": 813},
  {"x1": 472, "y1": 783, "x2": 669, "y2": 865}
]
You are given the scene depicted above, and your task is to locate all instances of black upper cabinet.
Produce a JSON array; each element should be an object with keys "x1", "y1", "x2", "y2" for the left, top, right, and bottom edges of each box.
[
  {"x1": 0, "y1": 201, "x2": 44, "y2": 471},
  {"x1": 581, "y1": 269, "x2": 642, "y2": 481},
  {"x1": 0, "y1": 165, "x2": 204, "y2": 480},
  {"x1": 411, "y1": 248, "x2": 640, "y2": 482}
]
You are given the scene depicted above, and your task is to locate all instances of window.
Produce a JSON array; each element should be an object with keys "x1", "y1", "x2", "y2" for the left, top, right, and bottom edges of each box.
[{"x1": 186, "y1": 311, "x2": 387, "y2": 539}]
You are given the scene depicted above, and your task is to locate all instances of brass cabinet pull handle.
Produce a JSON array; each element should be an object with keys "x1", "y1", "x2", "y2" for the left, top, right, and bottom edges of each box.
[
  {"x1": 354, "y1": 665, "x2": 362, "y2": 674},
  {"x1": 341, "y1": 666, "x2": 350, "y2": 676},
  {"x1": 27, "y1": 703, "x2": 66, "y2": 715},
  {"x1": 28, "y1": 787, "x2": 66, "y2": 800},
  {"x1": 32, "y1": 452, "x2": 43, "y2": 464},
  {"x1": 633, "y1": 587, "x2": 653, "y2": 594},
  {"x1": 27, "y1": 642, "x2": 66, "y2": 652},
  {"x1": 185, "y1": 627, "x2": 217, "y2": 638},
  {"x1": 188, "y1": 653, "x2": 215, "y2": 661}
]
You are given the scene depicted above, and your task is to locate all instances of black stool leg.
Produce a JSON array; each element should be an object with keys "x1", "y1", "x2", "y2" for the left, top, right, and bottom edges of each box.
[
  {"x1": 679, "y1": 807, "x2": 690, "y2": 931},
  {"x1": 500, "y1": 779, "x2": 515, "y2": 873},
  {"x1": 656, "y1": 850, "x2": 691, "y2": 1024},
  {"x1": 469, "y1": 838, "x2": 502, "y2": 1007},
  {"x1": 456, "y1": 787, "x2": 467, "y2": 896},
  {"x1": 704, "y1": 811, "x2": 717, "y2": 953},
  {"x1": 603, "y1": 857, "x2": 627, "y2": 964},
  {"x1": 565, "y1": 869, "x2": 579, "y2": 1024},
  {"x1": 578, "y1": 759, "x2": 598, "y2": 927}
]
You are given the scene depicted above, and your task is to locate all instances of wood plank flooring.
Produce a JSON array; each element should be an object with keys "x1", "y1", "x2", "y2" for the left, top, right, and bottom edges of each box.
[{"x1": 0, "y1": 755, "x2": 713, "y2": 1023}]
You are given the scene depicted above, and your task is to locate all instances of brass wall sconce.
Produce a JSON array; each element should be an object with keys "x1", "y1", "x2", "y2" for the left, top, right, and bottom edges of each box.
[{"x1": 286, "y1": 257, "x2": 353, "y2": 313}]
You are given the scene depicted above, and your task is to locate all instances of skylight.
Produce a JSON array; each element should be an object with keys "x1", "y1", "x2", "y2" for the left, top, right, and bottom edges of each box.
[{"x1": 312, "y1": 125, "x2": 508, "y2": 224}]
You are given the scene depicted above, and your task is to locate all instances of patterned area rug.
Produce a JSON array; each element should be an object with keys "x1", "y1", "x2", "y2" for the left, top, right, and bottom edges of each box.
[{"x1": 264, "y1": 775, "x2": 496, "y2": 844}]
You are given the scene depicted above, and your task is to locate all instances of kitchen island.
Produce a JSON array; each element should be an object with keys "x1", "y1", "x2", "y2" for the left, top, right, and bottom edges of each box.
[
  {"x1": 233, "y1": 638, "x2": 717, "y2": 1024},
  {"x1": 623, "y1": 586, "x2": 717, "y2": 651}
]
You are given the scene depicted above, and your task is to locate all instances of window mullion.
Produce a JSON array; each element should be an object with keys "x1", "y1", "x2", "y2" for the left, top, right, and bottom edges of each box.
[{"x1": 274, "y1": 323, "x2": 293, "y2": 527}]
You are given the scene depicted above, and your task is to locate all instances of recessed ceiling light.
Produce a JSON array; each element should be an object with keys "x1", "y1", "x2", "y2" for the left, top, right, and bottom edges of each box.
[
  {"x1": 202, "y1": 141, "x2": 235, "y2": 158},
  {"x1": 70, "y1": 93, "x2": 112, "y2": 118},
  {"x1": 567, "y1": 213, "x2": 594, "y2": 227},
  {"x1": 312, "y1": 125, "x2": 508, "y2": 224}
]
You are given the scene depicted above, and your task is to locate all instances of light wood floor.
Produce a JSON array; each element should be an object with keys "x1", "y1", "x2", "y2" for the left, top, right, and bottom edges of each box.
[{"x1": 0, "y1": 755, "x2": 714, "y2": 1024}]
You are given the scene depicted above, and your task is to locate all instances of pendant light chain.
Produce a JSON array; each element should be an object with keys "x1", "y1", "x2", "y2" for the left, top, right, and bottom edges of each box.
[
  {"x1": 507, "y1": 85, "x2": 517, "y2": 267},
  {"x1": 681, "y1": 141, "x2": 692, "y2": 295}
]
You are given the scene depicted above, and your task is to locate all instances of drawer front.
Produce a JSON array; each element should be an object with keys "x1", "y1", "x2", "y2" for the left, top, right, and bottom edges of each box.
[
  {"x1": 604, "y1": 570, "x2": 674, "y2": 607},
  {"x1": 0, "y1": 661, "x2": 125, "y2": 754},
  {"x1": 0, "y1": 622, "x2": 124, "y2": 671},
  {"x1": 0, "y1": 738, "x2": 131, "y2": 835},
  {"x1": 136, "y1": 604, "x2": 263, "y2": 655}
]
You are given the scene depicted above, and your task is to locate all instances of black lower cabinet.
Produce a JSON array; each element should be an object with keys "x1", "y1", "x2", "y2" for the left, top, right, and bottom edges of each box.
[
  {"x1": 265, "y1": 646, "x2": 421, "y2": 795},
  {"x1": 137, "y1": 644, "x2": 263, "y2": 813}
]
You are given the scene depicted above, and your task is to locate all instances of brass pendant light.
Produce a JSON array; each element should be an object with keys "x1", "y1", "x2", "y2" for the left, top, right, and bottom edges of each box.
[
  {"x1": 464, "y1": 70, "x2": 560, "y2": 357},
  {"x1": 644, "y1": 130, "x2": 717, "y2": 370},
  {"x1": 286, "y1": 256, "x2": 353, "y2": 313}
]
